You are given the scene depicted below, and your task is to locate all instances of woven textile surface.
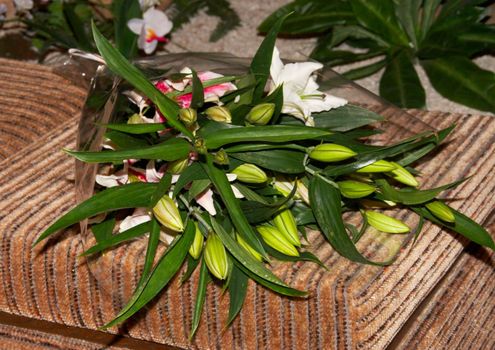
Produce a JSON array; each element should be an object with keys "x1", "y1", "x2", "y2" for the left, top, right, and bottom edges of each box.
[{"x1": 0, "y1": 58, "x2": 493, "y2": 349}]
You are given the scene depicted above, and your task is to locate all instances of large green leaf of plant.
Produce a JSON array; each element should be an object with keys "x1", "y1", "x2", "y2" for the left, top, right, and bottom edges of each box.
[
  {"x1": 231, "y1": 149, "x2": 305, "y2": 174},
  {"x1": 313, "y1": 104, "x2": 384, "y2": 131},
  {"x1": 421, "y1": 56, "x2": 495, "y2": 112},
  {"x1": 379, "y1": 51, "x2": 426, "y2": 108}
]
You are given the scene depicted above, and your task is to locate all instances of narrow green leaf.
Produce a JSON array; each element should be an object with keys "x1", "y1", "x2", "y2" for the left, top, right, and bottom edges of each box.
[
  {"x1": 91, "y1": 22, "x2": 193, "y2": 139},
  {"x1": 190, "y1": 69, "x2": 204, "y2": 109},
  {"x1": 80, "y1": 221, "x2": 151, "y2": 257},
  {"x1": 420, "y1": 0, "x2": 442, "y2": 40},
  {"x1": 393, "y1": 0, "x2": 421, "y2": 47},
  {"x1": 264, "y1": 84, "x2": 284, "y2": 124},
  {"x1": 231, "y1": 149, "x2": 305, "y2": 174},
  {"x1": 412, "y1": 206, "x2": 495, "y2": 250},
  {"x1": 105, "y1": 130, "x2": 149, "y2": 149},
  {"x1": 250, "y1": 13, "x2": 291, "y2": 101},
  {"x1": 35, "y1": 182, "x2": 158, "y2": 245},
  {"x1": 379, "y1": 51, "x2": 426, "y2": 108},
  {"x1": 139, "y1": 218, "x2": 160, "y2": 284},
  {"x1": 181, "y1": 254, "x2": 201, "y2": 284},
  {"x1": 63, "y1": 3, "x2": 92, "y2": 51},
  {"x1": 204, "y1": 156, "x2": 267, "y2": 258},
  {"x1": 313, "y1": 104, "x2": 384, "y2": 132},
  {"x1": 190, "y1": 259, "x2": 210, "y2": 338},
  {"x1": 150, "y1": 173, "x2": 172, "y2": 207},
  {"x1": 112, "y1": 0, "x2": 141, "y2": 58},
  {"x1": 309, "y1": 176, "x2": 390, "y2": 265},
  {"x1": 204, "y1": 125, "x2": 330, "y2": 149},
  {"x1": 91, "y1": 218, "x2": 115, "y2": 243},
  {"x1": 421, "y1": 56, "x2": 495, "y2": 113},
  {"x1": 342, "y1": 59, "x2": 387, "y2": 80},
  {"x1": 101, "y1": 220, "x2": 195, "y2": 329},
  {"x1": 211, "y1": 218, "x2": 306, "y2": 296},
  {"x1": 226, "y1": 264, "x2": 249, "y2": 326},
  {"x1": 102, "y1": 123, "x2": 166, "y2": 134},
  {"x1": 187, "y1": 180, "x2": 212, "y2": 202},
  {"x1": 173, "y1": 163, "x2": 209, "y2": 197},
  {"x1": 264, "y1": 245, "x2": 327, "y2": 269},
  {"x1": 65, "y1": 137, "x2": 191, "y2": 163}
]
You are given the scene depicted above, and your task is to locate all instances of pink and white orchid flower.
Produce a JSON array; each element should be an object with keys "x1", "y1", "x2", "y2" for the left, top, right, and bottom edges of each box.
[
  {"x1": 128, "y1": 8, "x2": 172, "y2": 54},
  {"x1": 269, "y1": 47, "x2": 347, "y2": 126}
]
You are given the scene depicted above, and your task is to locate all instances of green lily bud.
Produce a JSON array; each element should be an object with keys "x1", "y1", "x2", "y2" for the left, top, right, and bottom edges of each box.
[
  {"x1": 232, "y1": 163, "x2": 267, "y2": 184},
  {"x1": 246, "y1": 103, "x2": 275, "y2": 125},
  {"x1": 356, "y1": 160, "x2": 396, "y2": 173},
  {"x1": 309, "y1": 144, "x2": 357, "y2": 162},
  {"x1": 167, "y1": 157, "x2": 189, "y2": 174},
  {"x1": 426, "y1": 201, "x2": 455, "y2": 223},
  {"x1": 205, "y1": 106, "x2": 232, "y2": 123},
  {"x1": 256, "y1": 225, "x2": 299, "y2": 257},
  {"x1": 364, "y1": 210, "x2": 410, "y2": 233},
  {"x1": 387, "y1": 162, "x2": 419, "y2": 187},
  {"x1": 127, "y1": 113, "x2": 143, "y2": 124},
  {"x1": 236, "y1": 233, "x2": 262, "y2": 262},
  {"x1": 189, "y1": 222, "x2": 204, "y2": 259},
  {"x1": 194, "y1": 138, "x2": 207, "y2": 154},
  {"x1": 152, "y1": 195, "x2": 184, "y2": 232},
  {"x1": 214, "y1": 149, "x2": 229, "y2": 165},
  {"x1": 204, "y1": 233, "x2": 229, "y2": 280},
  {"x1": 338, "y1": 180, "x2": 376, "y2": 199},
  {"x1": 273, "y1": 209, "x2": 301, "y2": 246},
  {"x1": 179, "y1": 108, "x2": 197, "y2": 126}
]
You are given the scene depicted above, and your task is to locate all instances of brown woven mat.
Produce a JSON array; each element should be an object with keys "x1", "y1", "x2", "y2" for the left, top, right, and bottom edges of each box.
[{"x1": 0, "y1": 58, "x2": 494, "y2": 350}]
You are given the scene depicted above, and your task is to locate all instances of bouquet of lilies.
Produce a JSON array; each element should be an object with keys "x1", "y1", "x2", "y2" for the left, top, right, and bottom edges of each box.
[{"x1": 35, "y1": 16, "x2": 494, "y2": 337}]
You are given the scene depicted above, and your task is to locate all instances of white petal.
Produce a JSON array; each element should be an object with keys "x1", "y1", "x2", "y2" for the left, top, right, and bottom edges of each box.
[
  {"x1": 171, "y1": 174, "x2": 181, "y2": 184},
  {"x1": 304, "y1": 93, "x2": 348, "y2": 114},
  {"x1": 270, "y1": 47, "x2": 284, "y2": 84},
  {"x1": 143, "y1": 39, "x2": 158, "y2": 54},
  {"x1": 127, "y1": 18, "x2": 144, "y2": 35},
  {"x1": 146, "y1": 160, "x2": 163, "y2": 183},
  {"x1": 95, "y1": 173, "x2": 128, "y2": 188},
  {"x1": 226, "y1": 173, "x2": 237, "y2": 182},
  {"x1": 231, "y1": 185, "x2": 244, "y2": 199},
  {"x1": 143, "y1": 8, "x2": 173, "y2": 36},
  {"x1": 278, "y1": 61, "x2": 323, "y2": 92},
  {"x1": 196, "y1": 189, "x2": 217, "y2": 216},
  {"x1": 119, "y1": 213, "x2": 151, "y2": 232}
]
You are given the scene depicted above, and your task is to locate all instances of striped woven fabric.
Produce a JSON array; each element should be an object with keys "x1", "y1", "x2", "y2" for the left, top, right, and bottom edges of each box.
[{"x1": 0, "y1": 58, "x2": 493, "y2": 349}]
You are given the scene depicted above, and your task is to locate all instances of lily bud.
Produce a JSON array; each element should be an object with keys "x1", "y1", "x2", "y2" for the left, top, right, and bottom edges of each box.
[
  {"x1": 214, "y1": 149, "x2": 229, "y2": 165},
  {"x1": 189, "y1": 222, "x2": 204, "y2": 259},
  {"x1": 204, "y1": 233, "x2": 229, "y2": 280},
  {"x1": 273, "y1": 209, "x2": 301, "y2": 246},
  {"x1": 236, "y1": 233, "x2": 262, "y2": 262},
  {"x1": 356, "y1": 160, "x2": 396, "y2": 173},
  {"x1": 387, "y1": 162, "x2": 419, "y2": 187},
  {"x1": 194, "y1": 138, "x2": 207, "y2": 154},
  {"x1": 127, "y1": 113, "x2": 143, "y2": 124},
  {"x1": 296, "y1": 179, "x2": 310, "y2": 205},
  {"x1": 246, "y1": 103, "x2": 275, "y2": 125},
  {"x1": 364, "y1": 210, "x2": 410, "y2": 233},
  {"x1": 232, "y1": 164, "x2": 267, "y2": 184},
  {"x1": 256, "y1": 225, "x2": 299, "y2": 257},
  {"x1": 309, "y1": 144, "x2": 357, "y2": 162},
  {"x1": 273, "y1": 176, "x2": 294, "y2": 197},
  {"x1": 205, "y1": 106, "x2": 232, "y2": 123},
  {"x1": 152, "y1": 195, "x2": 184, "y2": 232},
  {"x1": 179, "y1": 108, "x2": 197, "y2": 126},
  {"x1": 426, "y1": 201, "x2": 455, "y2": 223},
  {"x1": 338, "y1": 180, "x2": 375, "y2": 199},
  {"x1": 167, "y1": 157, "x2": 189, "y2": 174}
]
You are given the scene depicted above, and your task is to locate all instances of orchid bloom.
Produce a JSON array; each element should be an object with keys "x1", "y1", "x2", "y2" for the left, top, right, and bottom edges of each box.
[
  {"x1": 154, "y1": 67, "x2": 237, "y2": 108},
  {"x1": 128, "y1": 8, "x2": 172, "y2": 54},
  {"x1": 269, "y1": 47, "x2": 347, "y2": 126}
]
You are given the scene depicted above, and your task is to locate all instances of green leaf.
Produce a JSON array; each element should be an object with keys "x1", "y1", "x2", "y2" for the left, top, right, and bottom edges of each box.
[
  {"x1": 181, "y1": 254, "x2": 201, "y2": 284},
  {"x1": 420, "y1": 0, "x2": 442, "y2": 40},
  {"x1": 190, "y1": 259, "x2": 210, "y2": 338},
  {"x1": 379, "y1": 51, "x2": 426, "y2": 108},
  {"x1": 65, "y1": 137, "x2": 191, "y2": 163},
  {"x1": 205, "y1": 0, "x2": 241, "y2": 41},
  {"x1": 204, "y1": 125, "x2": 330, "y2": 149},
  {"x1": 91, "y1": 22, "x2": 193, "y2": 139},
  {"x1": 80, "y1": 221, "x2": 151, "y2": 257},
  {"x1": 250, "y1": 13, "x2": 291, "y2": 101},
  {"x1": 102, "y1": 123, "x2": 166, "y2": 134},
  {"x1": 231, "y1": 149, "x2": 305, "y2": 174},
  {"x1": 190, "y1": 69, "x2": 204, "y2": 109},
  {"x1": 311, "y1": 47, "x2": 385, "y2": 66},
  {"x1": 105, "y1": 130, "x2": 150, "y2": 149},
  {"x1": 35, "y1": 182, "x2": 158, "y2": 245},
  {"x1": 173, "y1": 163, "x2": 209, "y2": 197},
  {"x1": 63, "y1": 3, "x2": 92, "y2": 51},
  {"x1": 313, "y1": 104, "x2": 384, "y2": 132},
  {"x1": 139, "y1": 218, "x2": 161, "y2": 284},
  {"x1": 342, "y1": 59, "x2": 387, "y2": 80},
  {"x1": 112, "y1": 0, "x2": 140, "y2": 58},
  {"x1": 393, "y1": 0, "x2": 421, "y2": 48},
  {"x1": 150, "y1": 173, "x2": 172, "y2": 207},
  {"x1": 91, "y1": 218, "x2": 115, "y2": 243},
  {"x1": 350, "y1": 0, "x2": 409, "y2": 46},
  {"x1": 421, "y1": 56, "x2": 495, "y2": 113},
  {"x1": 101, "y1": 220, "x2": 195, "y2": 329},
  {"x1": 309, "y1": 176, "x2": 390, "y2": 265},
  {"x1": 187, "y1": 180, "x2": 212, "y2": 202},
  {"x1": 204, "y1": 156, "x2": 267, "y2": 258},
  {"x1": 264, "y1": 84, "x2": 284, "y2": 124},
  {"x1": 211, "y1": 218, "x2": 306, "y2": 296},
  {"x1": 226, "y1": 264, "x2": 249, "y2": 326},
  {"x1": 264, "y1": 245, "x2": 327, "y2": 269},
  {"x1": 375, "y1": 178, "x2": 467, "y2": 205},
  {"x1": 412, "y1": 206, "x2": 495, "y2": 250}
]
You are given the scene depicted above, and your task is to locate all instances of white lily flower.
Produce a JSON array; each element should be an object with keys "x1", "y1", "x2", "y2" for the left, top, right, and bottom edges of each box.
[
  {"x1": 270, "y1": 47, "x2": 347, "y2": 126},
  {"x1": 119, "y1": 208, "x2": 151, "y2": 232},
  {"x1": 128, "y1": 8, "x2": 172, "y2": 54}
]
